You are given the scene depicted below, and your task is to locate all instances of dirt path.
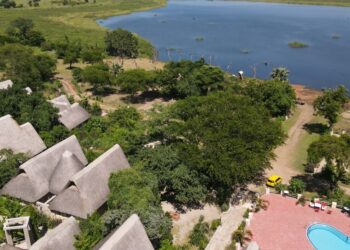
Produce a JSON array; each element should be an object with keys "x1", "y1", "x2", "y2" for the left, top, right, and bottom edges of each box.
[
  {"x1": 162, "y1": 202, "x2": 221, "y2": 245},
  {"x1": 266, "y1": 104, "x2": 315, "y2": 183},
  {"x1": 59, "y1": 79, "x2": 80, "y2": 101},
  {"x1": 205, "y1": 203, "x2": 251, "y2": 250}
]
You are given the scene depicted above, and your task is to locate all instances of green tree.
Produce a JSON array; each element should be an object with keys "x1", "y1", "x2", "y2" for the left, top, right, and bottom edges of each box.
[
  {"x1": 307, "y1": 135, "x2": 350, "y2": 188},
  {"x1": 151, "y1": 92, "x2": 284, "y2": 202},
  {"x1": 0, "y1": 44, "x2": 56, "y2": 89},
  {"x1": 81, "y1": 46, "x2": 105, "y2": 64},
  {"x1": 6, "y1": 18, "x2": 45, "y2": 46},
  {"x1": 288, "y1": 179, "x2": 306, "y2": 194},
  {"x1": 313, "y1": 86, "x2": 348, "y2": 127},
  {"x1": 0, "y1": 0, "x2": 16, "y2": 8},
  {"x1": 156, "y1": 59, "x2": 225, "y2": 98},
  {"x1": 107, "y1": 168, "x2": 172, "y2": 247},
  {"x1": 63, "y1": 41, "x2": 81, "y2": 68},
  {"x1": 105, "y1": 29, "x2": 138, "y2": 60},
  {"x1": 116, "y1": 69, "x2": 155, "y2": 96},
  {"x1": 0, "y1": 86, "x2": 59, "y2": 131},
  {"x1": 74, "y1": 213, "x2": 105, "y2": 250},
  {"x1": 136, "y1": 146, "x2": 207, "y2": 208},
  {"x1": 189, "y1": 216, "x2": 209, "y2": 250},
  {"x1": 242, "y1": 80, "x2": 296, "y2": 117},
  {"x1": 270, "y1": 67, "x2": 289, "y2": 82},
  {"x1": 0, "y1": 149, "x2": 27, "y2": 189},
  {"x1": 81, "y1": 64, "x2": 112, "y2": 93}
]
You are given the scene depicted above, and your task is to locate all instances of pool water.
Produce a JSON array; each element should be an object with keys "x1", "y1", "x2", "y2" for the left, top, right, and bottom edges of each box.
[{"x1": 307, "y1": 224, "x2": 350, "y2": 250}]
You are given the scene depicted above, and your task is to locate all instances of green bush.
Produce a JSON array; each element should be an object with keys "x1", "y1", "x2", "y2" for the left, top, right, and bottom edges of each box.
[
  {"x1": 210, "y1": 219, "x2": 221, "y2": 231},
  {"x1": 189, "y1": 215, "x2": 209, "y2": 250}
]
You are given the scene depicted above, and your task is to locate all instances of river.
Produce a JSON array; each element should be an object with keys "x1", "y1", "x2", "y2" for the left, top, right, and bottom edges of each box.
[{"x1": 98, "y1": 0, "x2": 350, "y2": 89}]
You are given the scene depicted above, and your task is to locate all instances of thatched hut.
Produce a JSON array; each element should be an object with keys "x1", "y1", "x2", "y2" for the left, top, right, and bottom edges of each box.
[
  {"x1": 49, "y1": 144, "x2": 130, "y2": 218},
  {"x1": 1, "y1": 135, "x2": 87, "y2": 202},
  {"x1": 0, "y1": 114, "x2": 46, "y2": 156},
  {"x1": 94, "y1": 214, "x2": 154, "y2": 250},
  {"x1": 30, "y1": 217, "x2": 80, "y2": 250},
  {"x1": 50, "y1": 95, "x2": 90, "y2": 130}
]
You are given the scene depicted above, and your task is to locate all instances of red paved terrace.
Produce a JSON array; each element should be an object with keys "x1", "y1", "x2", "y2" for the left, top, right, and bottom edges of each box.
[{"x1": 249, "y1": 194, "x2": 350, "y2": 250}]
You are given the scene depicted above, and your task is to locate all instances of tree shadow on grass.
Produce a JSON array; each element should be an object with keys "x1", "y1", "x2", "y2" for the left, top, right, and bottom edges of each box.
[
  {"x1": 121, "y1": 91, "x2": 173, "y2": 104},
  {"x1": 303, "y1": 123, "x2": 329, "y2": 135},
  {"x1": 293, "y1": 173, "x2": 331, "y2": 195}
]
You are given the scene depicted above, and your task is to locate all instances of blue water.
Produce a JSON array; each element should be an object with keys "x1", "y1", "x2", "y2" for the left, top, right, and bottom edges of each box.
[
  {"x1": 98, "y1": 0, "x2": 350, "y2": 89},
  {"x1": 307, "y1": 223, "x2": 350, "y2": 250}
]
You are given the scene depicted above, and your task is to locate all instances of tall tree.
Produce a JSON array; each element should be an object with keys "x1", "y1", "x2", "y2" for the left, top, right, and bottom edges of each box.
[
  {"x1": 0, "y1": 44, "x2": 56, "y2": 89},
  {"x1": 308, "y1": 135, "x2": 350, "y2": 188},
  {"x1": 151, "y1": 92, "x2": 285, "y2": 202},
  {"x1": 6, "y1": 18, "x2": 45, "y2": 46},
  {"x1": 313, "y1": 85, "x2": 348, "y2": 127},
  {"x1": 242, "y1": 79, "x2": 296, "y2": 117},
  {"x1": 105, "y1": 29, "x2": 138, "y2": 61}
]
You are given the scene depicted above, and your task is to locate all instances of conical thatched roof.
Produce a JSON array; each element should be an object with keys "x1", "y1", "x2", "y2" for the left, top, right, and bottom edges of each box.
[
  {"x1": 49, "y1": 144, "x2": 130, "y2": 218},
  {"x1": 94, "y1": 214, "x2": 154, "y2": 250},
  {"x1": 0, "y1": 114, "x2": 47, "y2": 156},
  {"x1": 50, "y1": 95, "x2": 90, "y2": 130},
  {"x1": 1, "y1": 135, "x2": 88, "y2": 202},
  {"x1": 30, "y1": 217, "x2": 80, "y2": 250},
  {"x1": 0, "y1": 80, "x2": 13, "y2": 90},
  {"x1": 49, "y1": 150, "x2": 85, "y2": 194}
]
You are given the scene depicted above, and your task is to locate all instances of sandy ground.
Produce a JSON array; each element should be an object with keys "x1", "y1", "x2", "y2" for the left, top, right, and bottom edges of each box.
[
  {"x1": 266, "y1": 104, "x2": 315, "y2": 183},
  {"x1": 206, "y1": 203, "x2": 252, "y2": 250},
  {"x1": 162, "y1": 202, "x2": 221, "y2": 245},
  {"x1": 105, "y1": 57, "x2": 165, "y2": 71}
]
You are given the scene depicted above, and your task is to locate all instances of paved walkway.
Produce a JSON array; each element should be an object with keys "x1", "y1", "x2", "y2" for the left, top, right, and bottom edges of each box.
[
  {"x1": 249, "y1": 194, "x2": 350, "y2": 250},
  {"x1": 206, "y1": 203, "x2": 251, "y2": 250}
]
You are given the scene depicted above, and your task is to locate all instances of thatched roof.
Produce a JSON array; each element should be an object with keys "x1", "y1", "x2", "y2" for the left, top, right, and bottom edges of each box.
[
  {"x1": 30, "y1": 217, "x2": 80, "y2": 250},
  {"x1": 0, "y1": 114, "x2": 47, "y2": 156},
  {"x1": 49, "y1": 144, "x2": 130, "y2": 218},
  {"x1": 50, "y1": 95, "x2": 90, "y2": 130},
  {"x1": 1, "y1": 135, "x2": 88, "y2": 202},
  {"x1": 94, "y1": 214, "x2": 154, "y2": 250},
  {"x1": 0, "y1": 80, "x2": 13, "y2": 90}
]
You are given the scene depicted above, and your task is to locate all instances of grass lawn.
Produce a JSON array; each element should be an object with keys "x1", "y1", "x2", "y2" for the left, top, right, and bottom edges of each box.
[
  {"x1": 292, "y1": 115, "x2": 327, "y2": 172},
  {"x1": 0, "y1": 0, "x2": 166, "y2": 52},
  {"x1": 230, "y1": 0, "x2": 350, "y2": 6},
  {"x1": 282, "y1": 106, "x2": 302, "y2": 134}
]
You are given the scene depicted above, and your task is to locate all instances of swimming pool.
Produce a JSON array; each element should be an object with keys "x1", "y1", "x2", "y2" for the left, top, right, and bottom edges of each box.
[{"x1": 307, "y1": 223, "x2": 350, "y2": 250}]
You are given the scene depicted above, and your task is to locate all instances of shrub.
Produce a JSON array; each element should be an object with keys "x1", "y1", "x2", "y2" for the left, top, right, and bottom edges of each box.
[
  {"x1": 210, "y1": 219, "x2": 221, "y2": 231},
  {"x1": 189, "y1": 215, "x2": 209, "y2": 250},
  {"x1": 288, "y1": 179, "x2": 306, "y2": 194}
]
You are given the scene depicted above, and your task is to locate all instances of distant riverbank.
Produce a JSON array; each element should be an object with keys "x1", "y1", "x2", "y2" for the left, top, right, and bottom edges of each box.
[{"x1": 224, "y1": 0, "x2": 350, "y2": 7}]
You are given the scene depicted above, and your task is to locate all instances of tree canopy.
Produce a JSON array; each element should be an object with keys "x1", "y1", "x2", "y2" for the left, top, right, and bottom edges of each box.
[
  {"x1": 0, "y1": 149, "x2": 27, "y2": 189},
  {"x1": 307, "y1": 135, "x2": 350, "y2": 187},
  {"x1": 150, "y1": 92, "x2": 284, "y2": 202},
  {"x1": 0, "y1": 44, "x2": 56, "y2": 89},
  {"x1": 241, "y1": 79, "x2": 296, "y2": 117},
  {"x1": 0, "y1": 86, "x2": 59, "y2": 131},
  {"x1": 105, "y1": 29, "x2": 138, "y2": 59},
  {"x1": 6, "y1": 18, "x2": 45, "y2": 46},
  {"x1": 313, "y1": 85, "x2": 348, "y2": 127},
  {"x1": 156, "y1": 59, "x2": 225, "y2": 98}
]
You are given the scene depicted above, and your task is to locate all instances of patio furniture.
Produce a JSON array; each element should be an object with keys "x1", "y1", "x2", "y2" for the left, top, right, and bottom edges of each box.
[
  {"x1": 342, "y1": 206, "x2": 350, "y2": 214},
  {"x1": 314, "y1": 203, "x2": 322, "y2": 209},
  {"x1": 309, "y1": 202, "x2": 315, "y2": 208},
  {"x1": 327, "y1": 210, "x2": 332, "y2": 214},
  {"x1": 315, "y1": 208, "x2": 320, "y2": 212}
]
